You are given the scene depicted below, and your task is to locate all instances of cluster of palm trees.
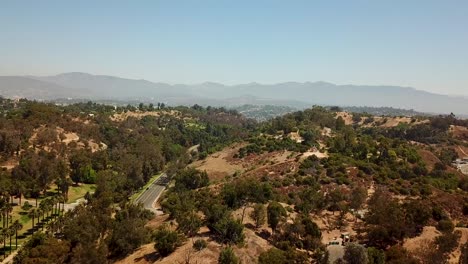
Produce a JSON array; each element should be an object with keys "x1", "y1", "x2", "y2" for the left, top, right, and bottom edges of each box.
[
  {"x1": 0, "y1": 195, "x2": 23, "y2": 259},
  {"x1": 0, "y1": 193, "x2": 67, "y2": 259},
  {"x1": 0, "y1": 220, "x2": 23, "y2": 258},
  {"x1": 28, "y1": 195, "x2": 66, "y2": 231}
]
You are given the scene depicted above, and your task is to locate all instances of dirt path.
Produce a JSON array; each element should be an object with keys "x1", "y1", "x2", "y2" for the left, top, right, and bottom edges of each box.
[
  {"x1": 1, "y1": 247, "x2": 19, "y2": 264},
  {"x1": 458, "y1": 146, "x2": 468, "y2": 157}
]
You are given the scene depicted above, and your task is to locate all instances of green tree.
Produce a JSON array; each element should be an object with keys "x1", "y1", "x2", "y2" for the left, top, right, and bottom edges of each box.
[
  {"x1": 213, "y1": 216, "x2": 245, "y2": 245},
  {"x1": 267, "y1": 202, "x2": 286, "y2": 234},
  {"x1": 222, "y1": 177, "x2": 272, "y2": 223},
  {"x1": 177, "y1": 211, "x2": 202, "y2": 237},
  {"x1": 153, "y1": 225, "x2": 184, "y2": 257},
  {"x1": 258, "y1": 248, "x2": 287, "y2": 264},
  {"x1": 12, "y1": 220, "x2": 23, "y2": 250},
  {"x1": 7, "y1": 226, "x2": 15, "y2": 254},
  {"x1": 250, "y1": 204, "x2": 266, "y2": 229},
  {"x1": 367, "y1": 247, "x2": 385, "y2": 264},
  {"x1": 349, "y1": 186, "x2": 367, "y2": 212},
  {"x1": 28, "y1": 208, "x2": 38, "y2": 229},
  {"x1": 344, "y1": 243, "x2": 368, "y2": 264},
  {"x1": 108, "y1": 204, "x2": 153, "y2": 257},
  {"x1": 174, "y1": 168, "x2": 209, "y2": 191}
]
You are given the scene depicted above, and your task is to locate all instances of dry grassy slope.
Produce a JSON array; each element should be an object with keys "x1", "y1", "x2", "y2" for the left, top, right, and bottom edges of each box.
[
  {"x1": 117, "y1": 216, "x2": 272, "y2": 264},
  {"x1": 335, "y1": 111, "x2": 429, "y2": 128},
  {"x1": 403, "y1": 226, "x2": 468, "y2": 264},
  {"x1": 190, "y1": 143, "x2": 245, "y2": 181},
  {"x1": 451, "y1": 125, "x2": 468, "y2": 142},
  {"x1": 110, "y1": 110, "x2": 185, "y2": 122}
]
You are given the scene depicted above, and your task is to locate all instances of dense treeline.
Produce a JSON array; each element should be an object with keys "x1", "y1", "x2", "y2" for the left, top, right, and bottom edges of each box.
[
  {"x1": 0, "y1": 98, "x2": 251, "y2": 263},
  {"x1": 2, "y1": 99, "x2": 468, "y2": 263}
]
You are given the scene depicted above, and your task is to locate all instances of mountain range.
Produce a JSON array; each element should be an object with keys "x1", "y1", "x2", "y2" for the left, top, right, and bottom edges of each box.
[{"x1": 0, "y1": 72, "x2": 467, "y2": 115}]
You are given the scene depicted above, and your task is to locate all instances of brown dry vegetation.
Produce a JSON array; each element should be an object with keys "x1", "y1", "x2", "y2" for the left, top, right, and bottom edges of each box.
[
  {"x1": 403, "y1": 226, "x2": 468, "y2": 264},
  {"x1": 190, "y1": 143, "x2": 245, "y2": 181},
  {"x1": 418, "y1": 148, "x2": 441, "y2": 171},
  {"x1": 117, "y1": 210, "x2": 273, "y2": 264},
  {"x1": 110, "y1": 110, "x2": 185, "y2": 122},
  {"x1": 451, "y1": 125, "x2": 468, "y2": 141}
]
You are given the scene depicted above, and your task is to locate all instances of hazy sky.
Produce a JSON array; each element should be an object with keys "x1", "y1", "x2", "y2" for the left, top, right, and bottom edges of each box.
[{"x1": 1, "y1": 1, "x2": 467, "y2": 96}]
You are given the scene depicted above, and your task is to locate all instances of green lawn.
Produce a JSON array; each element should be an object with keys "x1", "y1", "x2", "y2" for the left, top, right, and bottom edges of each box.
[
  {"x1": 67, "y1": 184, "x2": 96, "y2": 203},
  {"x1": 0, "y1": 183, "x2": 97, "y2": 252}
]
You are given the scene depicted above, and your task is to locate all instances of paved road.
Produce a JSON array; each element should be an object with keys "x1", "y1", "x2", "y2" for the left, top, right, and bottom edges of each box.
[{"x1": 134, "y1": 173, "x2": 169, "y2": 213}]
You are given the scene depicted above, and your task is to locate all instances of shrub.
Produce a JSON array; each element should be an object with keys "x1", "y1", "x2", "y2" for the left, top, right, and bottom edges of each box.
[
  {"x1": 367, "y1": 247, "x2": 385, "y2": 264},
  {"x1": 153, "y1": 225, "x2": 184, "y2": 257},
  {"x1": 258, "y1": 248, "x2": 287, "y2": 264},
  {"x1": 193, "y1": 239, "x2": 207, "y2": 251},
  {"x1": 437, "y1": 219, "x2": 455, "y2": 233},
  {"x1": 218, "y1": 247, "x2": 240, "y2": 264},
  {"x1": 22, "y1": 201, "x2": 32, "y2": 211},
  {"x1": 344, "y1": 243, "x2": 368, "y2": 264}
]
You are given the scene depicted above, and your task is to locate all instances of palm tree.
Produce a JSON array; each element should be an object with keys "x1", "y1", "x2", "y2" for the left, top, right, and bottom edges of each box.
[
  {"x1": 0, "y1": 199, "x2": 6, "y2": 229},
  {"x1": 50, "y1": 196, "x2": 57, "y2": 217},
  {"x1": 14, "y1": 183, "x2": 25, "y2": 206},
  {"x1": 0, "y1": 202, "x2": 12, "y2": 229},
  {"x1": 11, "y1": 220, "x2": 22, "y2": 251},
  {"x1": 55, "y1": 215, "x2": 65, "y2": 234},
  {"x1": 39, "y1": 200, "x2": 47, "y2": 220},
  {"x1": 36, "y1": 208, "x2": 44, "y2": 230},
  {"x1": 7, "y1": 227, "x2": 14, "y2": 254},
  {"x1": 4, "y1": 203, "x2": 12, "y2": 229},
  {"x1": 57, "y1": 195, "x2": 66, "y2": 215},
  {"x1": 28, "y1": 209, "x2": 37, "y2": 229},
  {"x1": 46, "y1": 198, "x2": 54, "y2": 219},
  {"x1": 0, "y1": 228, "x2": 6, "y2": 259}
]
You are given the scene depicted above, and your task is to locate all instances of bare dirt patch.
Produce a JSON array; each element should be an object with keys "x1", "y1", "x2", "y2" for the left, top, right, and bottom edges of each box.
[
  {"x1": 145, "y1": 214, "x2": 170, "y2": 230},
  {"x1": 418, "y1": 149, "x2": 441, "y2": 171},
  {"x1": 301, "y1": 148, "x2": 329, "y2": 160},
  {"x1": 115, "y1": 243, "x2": 157, "y2": 264},
  {"x1": 288, "y1": 131, "x2": 304, "y2": 143},
  {"x1": 190, "y1": 144, "x2": 245, "y2": 181},
  {"x1": 450, "y1": 125, "x2": 468, "y2": 141},
  {"x1": 403, "y1": 226, "x2": 440, "y2": 252},
  {"x1": 335, "y1": 112, "x2": 354, "y2": 125},
  {"x1": 456, "y1": 145, "x2": 468, "y2": 158},
  {"x1": 0, "y1": 158, "x2": 18, "y2": 170},
  {"x1": 449, "y1": 227, "x2": 468, "y2": 263}
]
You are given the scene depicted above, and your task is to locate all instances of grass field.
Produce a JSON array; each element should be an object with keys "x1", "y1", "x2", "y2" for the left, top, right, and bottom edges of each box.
[
  {"x1": 0, "y1": 183, "x2": 97, "y2": 257},
  {"x1": 67, "y1": 184, "x2": 96, "y2": 203}
]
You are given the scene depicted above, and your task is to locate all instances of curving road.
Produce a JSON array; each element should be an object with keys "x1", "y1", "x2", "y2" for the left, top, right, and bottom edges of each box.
[{"x1": 134, "y1": 173, "x2": 169, "y2": 213}]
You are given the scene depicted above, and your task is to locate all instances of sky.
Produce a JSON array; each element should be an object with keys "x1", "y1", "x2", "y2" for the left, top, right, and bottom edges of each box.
[{"x1": 1, "y1": 0, "x2": 467, "y2": 96}]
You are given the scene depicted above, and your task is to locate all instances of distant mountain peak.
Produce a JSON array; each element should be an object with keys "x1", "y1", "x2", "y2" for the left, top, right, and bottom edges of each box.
[
  {"x1": 1, "y1": 73, "x2": 467, "y2": 115},
  {"x1": 55, "y1": 72, "x2": 93, "y2": 77},
  {"x1": 199, "y1": 81, "x2": 224, "y2": 87}
]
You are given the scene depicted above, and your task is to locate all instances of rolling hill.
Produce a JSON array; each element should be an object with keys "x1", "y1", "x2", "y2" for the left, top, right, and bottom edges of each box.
[{"x1": 1, "y1": 72, "x2": 467, "y2": 115}]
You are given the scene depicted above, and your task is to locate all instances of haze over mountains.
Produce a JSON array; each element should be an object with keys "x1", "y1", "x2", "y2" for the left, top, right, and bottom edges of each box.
[{"x1": 0, "y1": 72, "x2": 467, "y2": 115}]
